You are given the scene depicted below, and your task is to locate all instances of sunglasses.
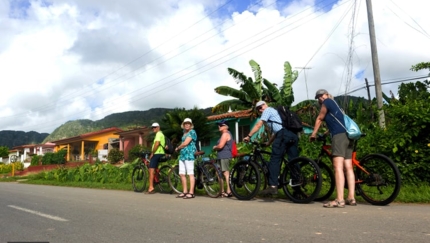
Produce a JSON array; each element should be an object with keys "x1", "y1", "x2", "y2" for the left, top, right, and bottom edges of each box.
[
  {"x1": 256, "y1": 105, "x2": 263, "y2": 111},
  {"x1": 218, "y1": 124, "x2": 226, "y2": 127},
  {"x1": 152, "y1": 127, "x2": 157, "y2": 129}
]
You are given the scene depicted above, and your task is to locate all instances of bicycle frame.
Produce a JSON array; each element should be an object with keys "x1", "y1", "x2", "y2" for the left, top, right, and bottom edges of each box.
[{"x1": 317, "y1": 135, "x2": 370, "y2": 181}]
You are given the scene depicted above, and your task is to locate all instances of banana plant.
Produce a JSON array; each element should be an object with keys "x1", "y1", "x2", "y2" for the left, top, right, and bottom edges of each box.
[{"x1": 213, "y1": 60, "x2": 299, "y2": 113}]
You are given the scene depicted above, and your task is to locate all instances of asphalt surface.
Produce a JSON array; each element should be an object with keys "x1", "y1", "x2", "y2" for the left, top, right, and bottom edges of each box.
[{"x1": 0, "y1": 183, "x2": 429, "y2": 243}]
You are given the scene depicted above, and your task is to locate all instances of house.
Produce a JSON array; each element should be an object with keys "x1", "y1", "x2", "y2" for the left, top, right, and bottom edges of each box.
[
  {"x1": 114, "y1": 126, "x2": 153, "y2": 160},
  {"x1": 51, "y1": 127, "x2": 123, "y2": 162},
  {"x1": 10, "y1": 142, "x2": 56, "y2": 168}
]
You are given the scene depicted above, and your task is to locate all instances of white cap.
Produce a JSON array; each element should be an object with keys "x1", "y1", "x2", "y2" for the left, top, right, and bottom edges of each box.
[
  {"x1": 181, "y1": 118, "x2": 194, "y2": 129},
  {"x1": 255, "y1": 101, "x2": 266, "y2": 109},
  {"x1": 151, "y1": 123, "x2": 160, "y2": 128}
]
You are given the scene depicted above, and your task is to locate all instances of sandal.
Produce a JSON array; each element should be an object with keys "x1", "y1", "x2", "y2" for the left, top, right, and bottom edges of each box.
[
  {"x1": 345, "y1": 198, "x2": 357, "y2": 206},
  {"x1": 176, "y1": 193, "x2": 187, "y2": 198},
  {"x1": 183, "y1": 193, "x2": 195, "y2": 199},
  {"x1": 145, "y1": 189, "x2": 156, "y2": 194},
  {"x1": 323, "y1": 199, "x2": 345, "y2": 208},
  {"x1": 221, "y1": 192, "x2": 232, "y2": 198}
]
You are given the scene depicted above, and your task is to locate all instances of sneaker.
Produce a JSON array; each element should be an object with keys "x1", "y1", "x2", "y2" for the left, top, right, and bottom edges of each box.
[{"x1": 259, "y1": 186, "x2": 278, "y2": 195}]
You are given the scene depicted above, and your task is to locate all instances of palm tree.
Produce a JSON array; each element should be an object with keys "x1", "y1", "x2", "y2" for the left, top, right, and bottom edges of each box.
[{"x1": 213, "y1": 60, "x2": 299, "y2": 113}]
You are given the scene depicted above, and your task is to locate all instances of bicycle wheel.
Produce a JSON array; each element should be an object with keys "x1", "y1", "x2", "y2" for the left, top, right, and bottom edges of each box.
[
  {"x1": 356, "y1": 154, "x2": 401, "y2": 205},
  {"x1": 157, "y1": 165, "x2": 172, "y2": 193},
  {"x1": 168, "y1": 165, "x2": 182, "y2": 194},
  {"x1": 314, "y1": 161, "x2": 335, "y2": 201},
  {"x1": 132, "y1": 164, "x2": 147, "y2": 192},
  {"x1": 229, "y1": 161, "x2": 261, "y2": 200},
  {"x1": 202, "y1": 162, "x2": 222, "y2": 198},
  {"x1": 281, "y1": 157, "x2": 322, "y2": 204}
]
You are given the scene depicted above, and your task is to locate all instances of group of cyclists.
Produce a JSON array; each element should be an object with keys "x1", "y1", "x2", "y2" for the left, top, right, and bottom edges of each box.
[{"x1": 146, "y1": 89, "x2": 357, "y2": 207}]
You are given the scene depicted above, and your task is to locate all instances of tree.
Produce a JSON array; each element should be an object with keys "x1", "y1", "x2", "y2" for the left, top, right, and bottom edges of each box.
[
  {"x1": 213, "y1": 60, "x2": 299, "y2": 113},
  {"x1": 161, "y1": 107, "x2": 215, "y2": 146},
  {"x1": 410, "y1": 62, "x2": 430, "y2": 72},
  {"x1": 0, "y1": 146, "x2": 8, "y2": 157}
]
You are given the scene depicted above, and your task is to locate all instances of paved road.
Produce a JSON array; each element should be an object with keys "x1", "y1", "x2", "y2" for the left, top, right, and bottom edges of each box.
[{"x1": 0, "y1": 183, "x2": 429, "y2": 243}]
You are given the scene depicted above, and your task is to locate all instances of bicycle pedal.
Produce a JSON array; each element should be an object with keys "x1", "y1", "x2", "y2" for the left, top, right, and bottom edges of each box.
[{"x1": 289, "y1": 179, "x2": 301, "y2": 187}]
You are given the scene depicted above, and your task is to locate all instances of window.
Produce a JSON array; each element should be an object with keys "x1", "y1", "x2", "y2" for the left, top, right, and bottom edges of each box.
[
  {"x1": 238, "y1": 125, "x2": 250, "y2": 141},
  {"x1": 200, "y1": 139, "x2": 210, "y2": 147}
]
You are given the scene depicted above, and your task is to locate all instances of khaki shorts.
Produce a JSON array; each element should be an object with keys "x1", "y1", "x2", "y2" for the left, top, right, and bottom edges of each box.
[
  {"x1": 218, "y1": 158, "x2": 231, "y2": 172},
  {"x1": 331, "y1": 133, "x2": 353, "y2": 159}
]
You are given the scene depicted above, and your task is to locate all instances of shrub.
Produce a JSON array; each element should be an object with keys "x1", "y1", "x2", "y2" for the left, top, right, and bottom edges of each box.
[
  {"x1": 107, "y1": 148, "x2": 124, "y2": 164},
  {"x1": 127, "y1": 144, "x2": 148, "y2": 162},
  {"x1": 31, "y1": 155, "x2": 42, "y2": 166}
]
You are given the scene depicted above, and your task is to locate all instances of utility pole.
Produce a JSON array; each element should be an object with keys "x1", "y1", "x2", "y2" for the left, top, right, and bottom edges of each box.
[
  {"x1": 295, "y1": 67, "x2": 312, "y2": 100},
  {"x1": 366, "y1": 0, "x2": 385, "y2": 128},
  {"x1": 296, "y1": 67, "x2": 313, "y2": 124},
  {"x1": 365, "y1": 78, "x2": 374, "y2": 121}
]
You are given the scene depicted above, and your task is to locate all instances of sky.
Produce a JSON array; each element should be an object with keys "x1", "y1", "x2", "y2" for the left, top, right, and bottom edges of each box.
[{"x1": 1, "y1": 0, "x2": 429, "y2": 133}]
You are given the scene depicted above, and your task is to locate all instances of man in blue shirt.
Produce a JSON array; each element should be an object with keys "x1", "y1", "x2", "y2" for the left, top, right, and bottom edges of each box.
[{"x1": 243, "y1": 101, "x2": 299, "y2": 195}]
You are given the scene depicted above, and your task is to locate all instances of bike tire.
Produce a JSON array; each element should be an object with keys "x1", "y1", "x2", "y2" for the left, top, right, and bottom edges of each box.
[
  {"x1": 281, "y1": 157, "x2": 322, "y2": 204},
  {"x1": 314, "y1": 161, "x2": 335, "y2": 201},
  {"x1": 167, "y1": 165, "x2": 182, "y2": 194},
  {"x1": 202, "y1": 162, "x2": 222, "y2": 198},
  {"x1": 356, "y1": 154, "x2": 401, "y2": 205},
  {"x1": 157, "y1": 165, "x2": 172, "y2": 193},
  {"x1": 229, "y1": 160, "x2": 261, "y2": 200},
  {"x1": 132, "y1": 164, "x2": 147, "y2": 192}
]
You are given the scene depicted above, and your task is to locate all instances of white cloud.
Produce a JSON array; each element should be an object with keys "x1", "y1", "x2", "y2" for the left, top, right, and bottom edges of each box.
[{"x1": 0, "y1": 0, "x2": 428, "y2": 133}]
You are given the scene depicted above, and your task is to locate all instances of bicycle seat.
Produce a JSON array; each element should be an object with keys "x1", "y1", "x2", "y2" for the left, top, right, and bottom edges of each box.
[{"x1": 194, "y1": 151, "x2": 205, "y2": 156}]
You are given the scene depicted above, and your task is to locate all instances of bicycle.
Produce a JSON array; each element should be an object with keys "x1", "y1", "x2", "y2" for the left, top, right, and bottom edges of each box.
[
  {"x1": 313, "y1": 133, "x2": 401, "y2": 205},
  {"x1": 229, "y1": 140, "x2": 322, "y2": 203},
  {"x1": 168, "y1": 151, "x2": 223, "y2": 198},
  {"x1": 131, "y1": 151, "x2": 172, "y2": 193}
]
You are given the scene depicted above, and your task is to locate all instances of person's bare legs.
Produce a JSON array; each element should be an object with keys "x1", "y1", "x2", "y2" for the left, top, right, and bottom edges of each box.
[
  {"x1": 333, "y1": 156, "x2": 345, "y2": 203},
  {"x1": 223, "y1": 171, "x2": 231, "y2": 194},
  {"x1": 180, "y1": 174, "x2": 188, "y2": 195},
  {"x1": 344, "y1": 158, "x2": 356, "y2": 201},
  {"x1": 148, "y1": 168, "x2": 155, "y2": 192},
  {"x1": 189, "y1": 175, "x2": 195, "y2": 195}
]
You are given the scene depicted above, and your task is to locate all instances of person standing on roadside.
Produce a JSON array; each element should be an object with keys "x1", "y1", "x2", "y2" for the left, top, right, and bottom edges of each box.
[
  {"x1": 175, "y1": 118, "x2": 197, "y2": 199},
  {"x1": 243, "y1": 101, "x2": 299, "y2": 196},
  {"x1": 309, "y1": 89, "x2": 356, "y2": 208},
  {"x1": 147, "y1": 122, "x2": 165, "y2": 194},
  {"x1": 212, "y1": 119, "x2": 233, "y2": 198}
]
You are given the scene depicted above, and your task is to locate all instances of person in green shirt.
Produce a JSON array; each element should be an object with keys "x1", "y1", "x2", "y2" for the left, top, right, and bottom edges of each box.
[{"x1": 147, "y1": 122, "x2": 165, "y2": 194}]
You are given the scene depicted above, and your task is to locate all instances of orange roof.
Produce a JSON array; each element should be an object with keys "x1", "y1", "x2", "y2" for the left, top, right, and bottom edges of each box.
[{"x1": 207, "y1": 109, "x2": 255, "y2": 121}]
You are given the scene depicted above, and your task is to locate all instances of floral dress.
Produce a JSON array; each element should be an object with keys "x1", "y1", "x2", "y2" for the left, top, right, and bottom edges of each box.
[{"x1": 179, "y1": 129, "x2": 197, "y2": 161}]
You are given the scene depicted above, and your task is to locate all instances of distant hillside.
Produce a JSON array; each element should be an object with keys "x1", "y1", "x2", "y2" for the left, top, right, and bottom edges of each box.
[
  {"x1": 42, "y1": 107, "x2": 213, "y2": 143},
  {"x1": 0, "y1": 131, "x2": 49, "y2": 149}
]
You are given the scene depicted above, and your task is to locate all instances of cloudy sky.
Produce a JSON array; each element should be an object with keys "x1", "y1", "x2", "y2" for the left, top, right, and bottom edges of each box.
[{"x1": 1, "y1": 0, "x2": 428, "y2": 133}]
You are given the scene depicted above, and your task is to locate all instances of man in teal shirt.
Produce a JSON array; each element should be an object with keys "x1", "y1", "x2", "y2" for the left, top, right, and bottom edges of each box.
[{"x1": 147, "y1": 122, "x2": 165, "y2": 194}]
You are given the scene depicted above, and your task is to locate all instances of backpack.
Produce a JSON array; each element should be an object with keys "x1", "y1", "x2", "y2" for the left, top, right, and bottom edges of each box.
[
  {"x1": 274, "y1": 106, "x2": 303, "y2": 133},
  {"x1": 228, "y1": 132, "x2": 238, "y2": 157},
  {"x1": 163, "y1": 137, "x2": 175, "y2": 154},
  {"x1": 231, "y1": 140, "x2": 238, "y2": 158}
]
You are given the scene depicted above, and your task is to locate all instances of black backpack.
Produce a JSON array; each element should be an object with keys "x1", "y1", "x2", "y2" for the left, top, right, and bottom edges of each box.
[
  {"x1": 163, "y1": 137, "x2": 175, "y2": 154},
  {"x1": 273, "y1": 106, "x2": 303, "y2": 133}
]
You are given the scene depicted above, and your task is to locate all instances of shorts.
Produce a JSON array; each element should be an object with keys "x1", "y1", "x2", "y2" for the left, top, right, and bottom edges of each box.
[
  {"x1": 149, "y1": 154, "x2": 164, "y2": 168},
  {"x1": 218, "y1": 158, "x2": 231, "y2": 172},
  {"x1": 331, "y1": 133, "x2": 353, "y2": 159},
  {"x1": 179, "y1": 160, "x2": 194, "y2": 175}
]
